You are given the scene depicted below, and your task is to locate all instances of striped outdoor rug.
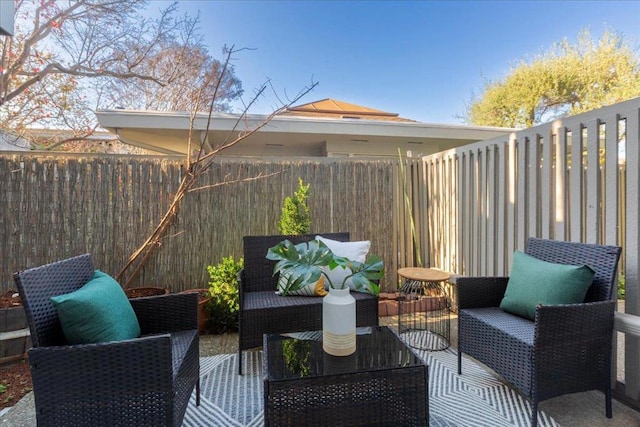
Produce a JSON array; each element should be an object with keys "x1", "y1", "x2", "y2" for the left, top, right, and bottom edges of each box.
[{"x1": 182, "y1": 344, "x2": 558, "y2": 427}]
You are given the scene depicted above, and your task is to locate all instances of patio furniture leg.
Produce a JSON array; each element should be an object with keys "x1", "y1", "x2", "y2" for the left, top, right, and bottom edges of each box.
[
  {"x1": 196, "y1": 378, "x2": 201, "y2": 406},
  {"x1": 238, "y1": 349, "x2": 243, "y2": 375},
  {"x1": 606, "y1": 387, "x2": 612, "y2": 418},
  {"x1": 457, "y1": 350, "x2": 462, "y2": 375},
  {"x1": 531, "y1": 400, "x2": 538, "y2": 427}
]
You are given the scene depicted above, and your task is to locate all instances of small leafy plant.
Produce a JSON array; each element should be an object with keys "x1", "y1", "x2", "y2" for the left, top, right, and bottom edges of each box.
[
  {"x1": 207, "y1": 256, "x2": 244, "y2": 334},
  {"x1": 618, "y1": 274, "x2": 626, "y2": 300},
  {"x1": 266, "y1": 239, "x2": 384, "y2": 296},
  {"x1": 278, "y1": 178, "x2": 311, "y2": 235}
]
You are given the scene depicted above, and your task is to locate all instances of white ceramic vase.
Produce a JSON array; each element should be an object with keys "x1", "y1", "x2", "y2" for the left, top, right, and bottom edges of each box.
[{"x1": 322, "y1": 287, "x2": 356, "y2": 356}]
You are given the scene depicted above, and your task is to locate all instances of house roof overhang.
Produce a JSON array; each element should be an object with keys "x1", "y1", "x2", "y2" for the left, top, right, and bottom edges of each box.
[{"x1": 95, "y1": 109, "x2": 513, "y2": 156}]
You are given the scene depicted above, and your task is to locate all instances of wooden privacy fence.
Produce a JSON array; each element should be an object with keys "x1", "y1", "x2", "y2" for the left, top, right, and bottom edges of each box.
[
  {"x1": 421, "y1": 97, "x2": 640, "y2": 408},
  {"x1": 0, "y1": 154, "x2": 423, "y2": 294}
]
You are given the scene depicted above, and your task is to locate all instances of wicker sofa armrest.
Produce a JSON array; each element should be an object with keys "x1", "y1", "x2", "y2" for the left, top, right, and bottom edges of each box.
[
  {"x1": 28, "y1": 334, "x2": 174, "y2": 406},
  {"x1": 130, "y1": 292, "x2": 198, "y2": 334},
  {"x1": 533, "y1": 300, "x2": 616, "y2": 400},
  {"x1": 535, "y1": 300, "x2": 616, "y2": 348},
  {"x1": 457, "y1": 276, "x2": 509, "y2": 310}
]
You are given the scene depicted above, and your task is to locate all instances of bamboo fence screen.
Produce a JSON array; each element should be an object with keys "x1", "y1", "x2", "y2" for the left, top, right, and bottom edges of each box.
[{"x1": 1, "y1": 154, "x2": 422, "y2": 293}]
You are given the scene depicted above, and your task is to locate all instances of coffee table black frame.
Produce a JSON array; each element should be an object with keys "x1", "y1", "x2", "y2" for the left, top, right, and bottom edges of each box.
[{"x1": 263, "y1": 326, "x2": 428, "y2": 426}]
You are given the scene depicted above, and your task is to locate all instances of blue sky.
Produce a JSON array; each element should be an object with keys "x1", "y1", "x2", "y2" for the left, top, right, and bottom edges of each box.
[{"x1": 152, "y1": 0, "x2": 640, "y2": 124}]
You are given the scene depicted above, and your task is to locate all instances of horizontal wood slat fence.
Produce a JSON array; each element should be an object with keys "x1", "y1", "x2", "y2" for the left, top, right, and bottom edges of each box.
[{"x1": 1, "y1": 155, "x2": 416, "y2": 294}]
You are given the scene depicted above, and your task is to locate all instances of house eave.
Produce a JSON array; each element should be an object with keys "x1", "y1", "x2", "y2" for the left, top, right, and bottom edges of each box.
[{"x1": 95, "y1": 109, "x2": 514, "y2": 142}]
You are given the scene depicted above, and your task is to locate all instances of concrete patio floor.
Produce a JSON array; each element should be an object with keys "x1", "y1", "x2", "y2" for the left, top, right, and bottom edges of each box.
[{"x1": 2, "y1": 315, "x2": 640, "y2": 426}]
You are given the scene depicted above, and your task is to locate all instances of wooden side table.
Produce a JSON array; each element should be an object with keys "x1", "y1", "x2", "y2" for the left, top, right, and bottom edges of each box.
[{"x1": 397, "y1": 267, "x2": 451, "y2": 351}]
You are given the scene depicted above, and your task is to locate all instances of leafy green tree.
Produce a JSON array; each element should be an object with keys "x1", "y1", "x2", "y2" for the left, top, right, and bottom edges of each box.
[
  {"x1": 278, "y1": 178, "x2": 311, "y2": 235},
  {"x1": 466, "y1": 29, "x2": 640, "y2": 128}
]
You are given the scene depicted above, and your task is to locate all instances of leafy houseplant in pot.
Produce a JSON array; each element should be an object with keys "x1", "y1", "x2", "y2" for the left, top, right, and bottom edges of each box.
[{"x1": 267, "y1": 239, "x2": 384, "y2": 356}]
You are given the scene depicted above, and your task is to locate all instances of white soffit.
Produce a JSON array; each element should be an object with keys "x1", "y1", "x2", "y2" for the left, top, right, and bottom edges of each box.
[{"x1": 95, "y1": 109, "x2": 513, "y2": 142}]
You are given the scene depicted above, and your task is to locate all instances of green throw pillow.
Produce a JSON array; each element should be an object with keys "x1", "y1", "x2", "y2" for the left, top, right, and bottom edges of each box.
[
  {"x1": 499, "y1": 251, "x2": 595, "y2": 320},
  {"x1": 50, "y1": 270, "x2": 141, "y2": 344}
]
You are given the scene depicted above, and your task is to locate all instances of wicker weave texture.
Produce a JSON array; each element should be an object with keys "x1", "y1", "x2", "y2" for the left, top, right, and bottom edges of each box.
[
  {"x1": 459, "y1": 307, "x2": 534, "y2": 394},
  {"x1": 457, "y1": 238, "x2": 621, "y2": 427},
  {"x1": 13, "y1": 254, "x2": 200, "y2": 426},
  {"x1": 14, "y1": 253, "x2": 95, "y2": 348},
  {"x1": 263, "y1": 326, "x2": 428, "y2": 426},
  {"x1": 238, "y1": 233, "x2": 379, "y2": 374},
  {"x1": 240, "y1": 290, "x2": 378, "y2": 351},
  {"x1": 265, "y1": 367, "x2": 428, "y2": 426}
]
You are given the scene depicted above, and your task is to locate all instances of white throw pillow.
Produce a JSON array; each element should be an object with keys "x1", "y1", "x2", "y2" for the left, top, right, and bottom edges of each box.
[{"x1": 315, "y1": 235, "x2": 371, "y2": 290}]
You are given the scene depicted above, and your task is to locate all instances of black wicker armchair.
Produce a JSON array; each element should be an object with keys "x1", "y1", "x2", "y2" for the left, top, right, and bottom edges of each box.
[
  {"x1": 457, "y1": 238, "x2": 622, "y2": 427},
  {"x1": 238, "y1": 233, "x2": 379, "y2": 374},
  {"x1": 13, "y1": 254, "x2": 200, "y2": 426}
]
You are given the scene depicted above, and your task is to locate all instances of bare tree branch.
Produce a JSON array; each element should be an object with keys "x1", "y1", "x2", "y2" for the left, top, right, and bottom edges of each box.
[
  {"x1": 187, "y1": 170, "x2": 284, "y2": 193},
  {"x1": 198, "y1": 79, "x2": 318, "y2": 167},
  {"x1": 115, "y1": 47, "x2": 316, "y2": 286}
]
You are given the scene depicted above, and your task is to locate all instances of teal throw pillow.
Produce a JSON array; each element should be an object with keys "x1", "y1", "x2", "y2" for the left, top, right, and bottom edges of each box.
[
  {"x1": 50, "y1": 270, "x2": 141, "y2": 344},
  {"x1": 499, "y1": 251, "x2": 595, "y2": 320}
]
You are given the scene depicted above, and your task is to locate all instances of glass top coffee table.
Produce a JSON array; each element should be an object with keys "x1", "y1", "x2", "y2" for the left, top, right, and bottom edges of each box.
[{"x1": 263, "y1": 326, "x2": 428, "y2": 426}]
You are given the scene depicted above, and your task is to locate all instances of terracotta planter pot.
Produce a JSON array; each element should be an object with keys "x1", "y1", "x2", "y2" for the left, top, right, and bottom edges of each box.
[
  {"x1": 124, "y1": 287, "x2": 170, "y2": 299},
  {"x1": 179, "y1": 289, "x2": 211, "y2": 334}
]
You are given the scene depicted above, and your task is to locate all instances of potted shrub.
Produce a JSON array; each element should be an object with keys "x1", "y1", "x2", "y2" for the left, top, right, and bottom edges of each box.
[
  {"x1": 206, "y1": 256, "x2": 243, "y2": 334},
  {"x1": 267, "y1": 238, "x2": 384, "y2": 356},
  {"x1": 278, "y1": 177, "x2": 311, "y2": 235}
]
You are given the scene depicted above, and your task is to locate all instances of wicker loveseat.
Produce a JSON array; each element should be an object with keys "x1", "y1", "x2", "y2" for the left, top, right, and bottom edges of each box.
[
  {"x1": 14, "y1": 254, "x2": 200, "y2": 426},
  {"x1": 238, "y1": 232, "x2": 379, "y2": 374},
  {"x1": 457, "y1": 238, "x2": 622, "y2": 427}
]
